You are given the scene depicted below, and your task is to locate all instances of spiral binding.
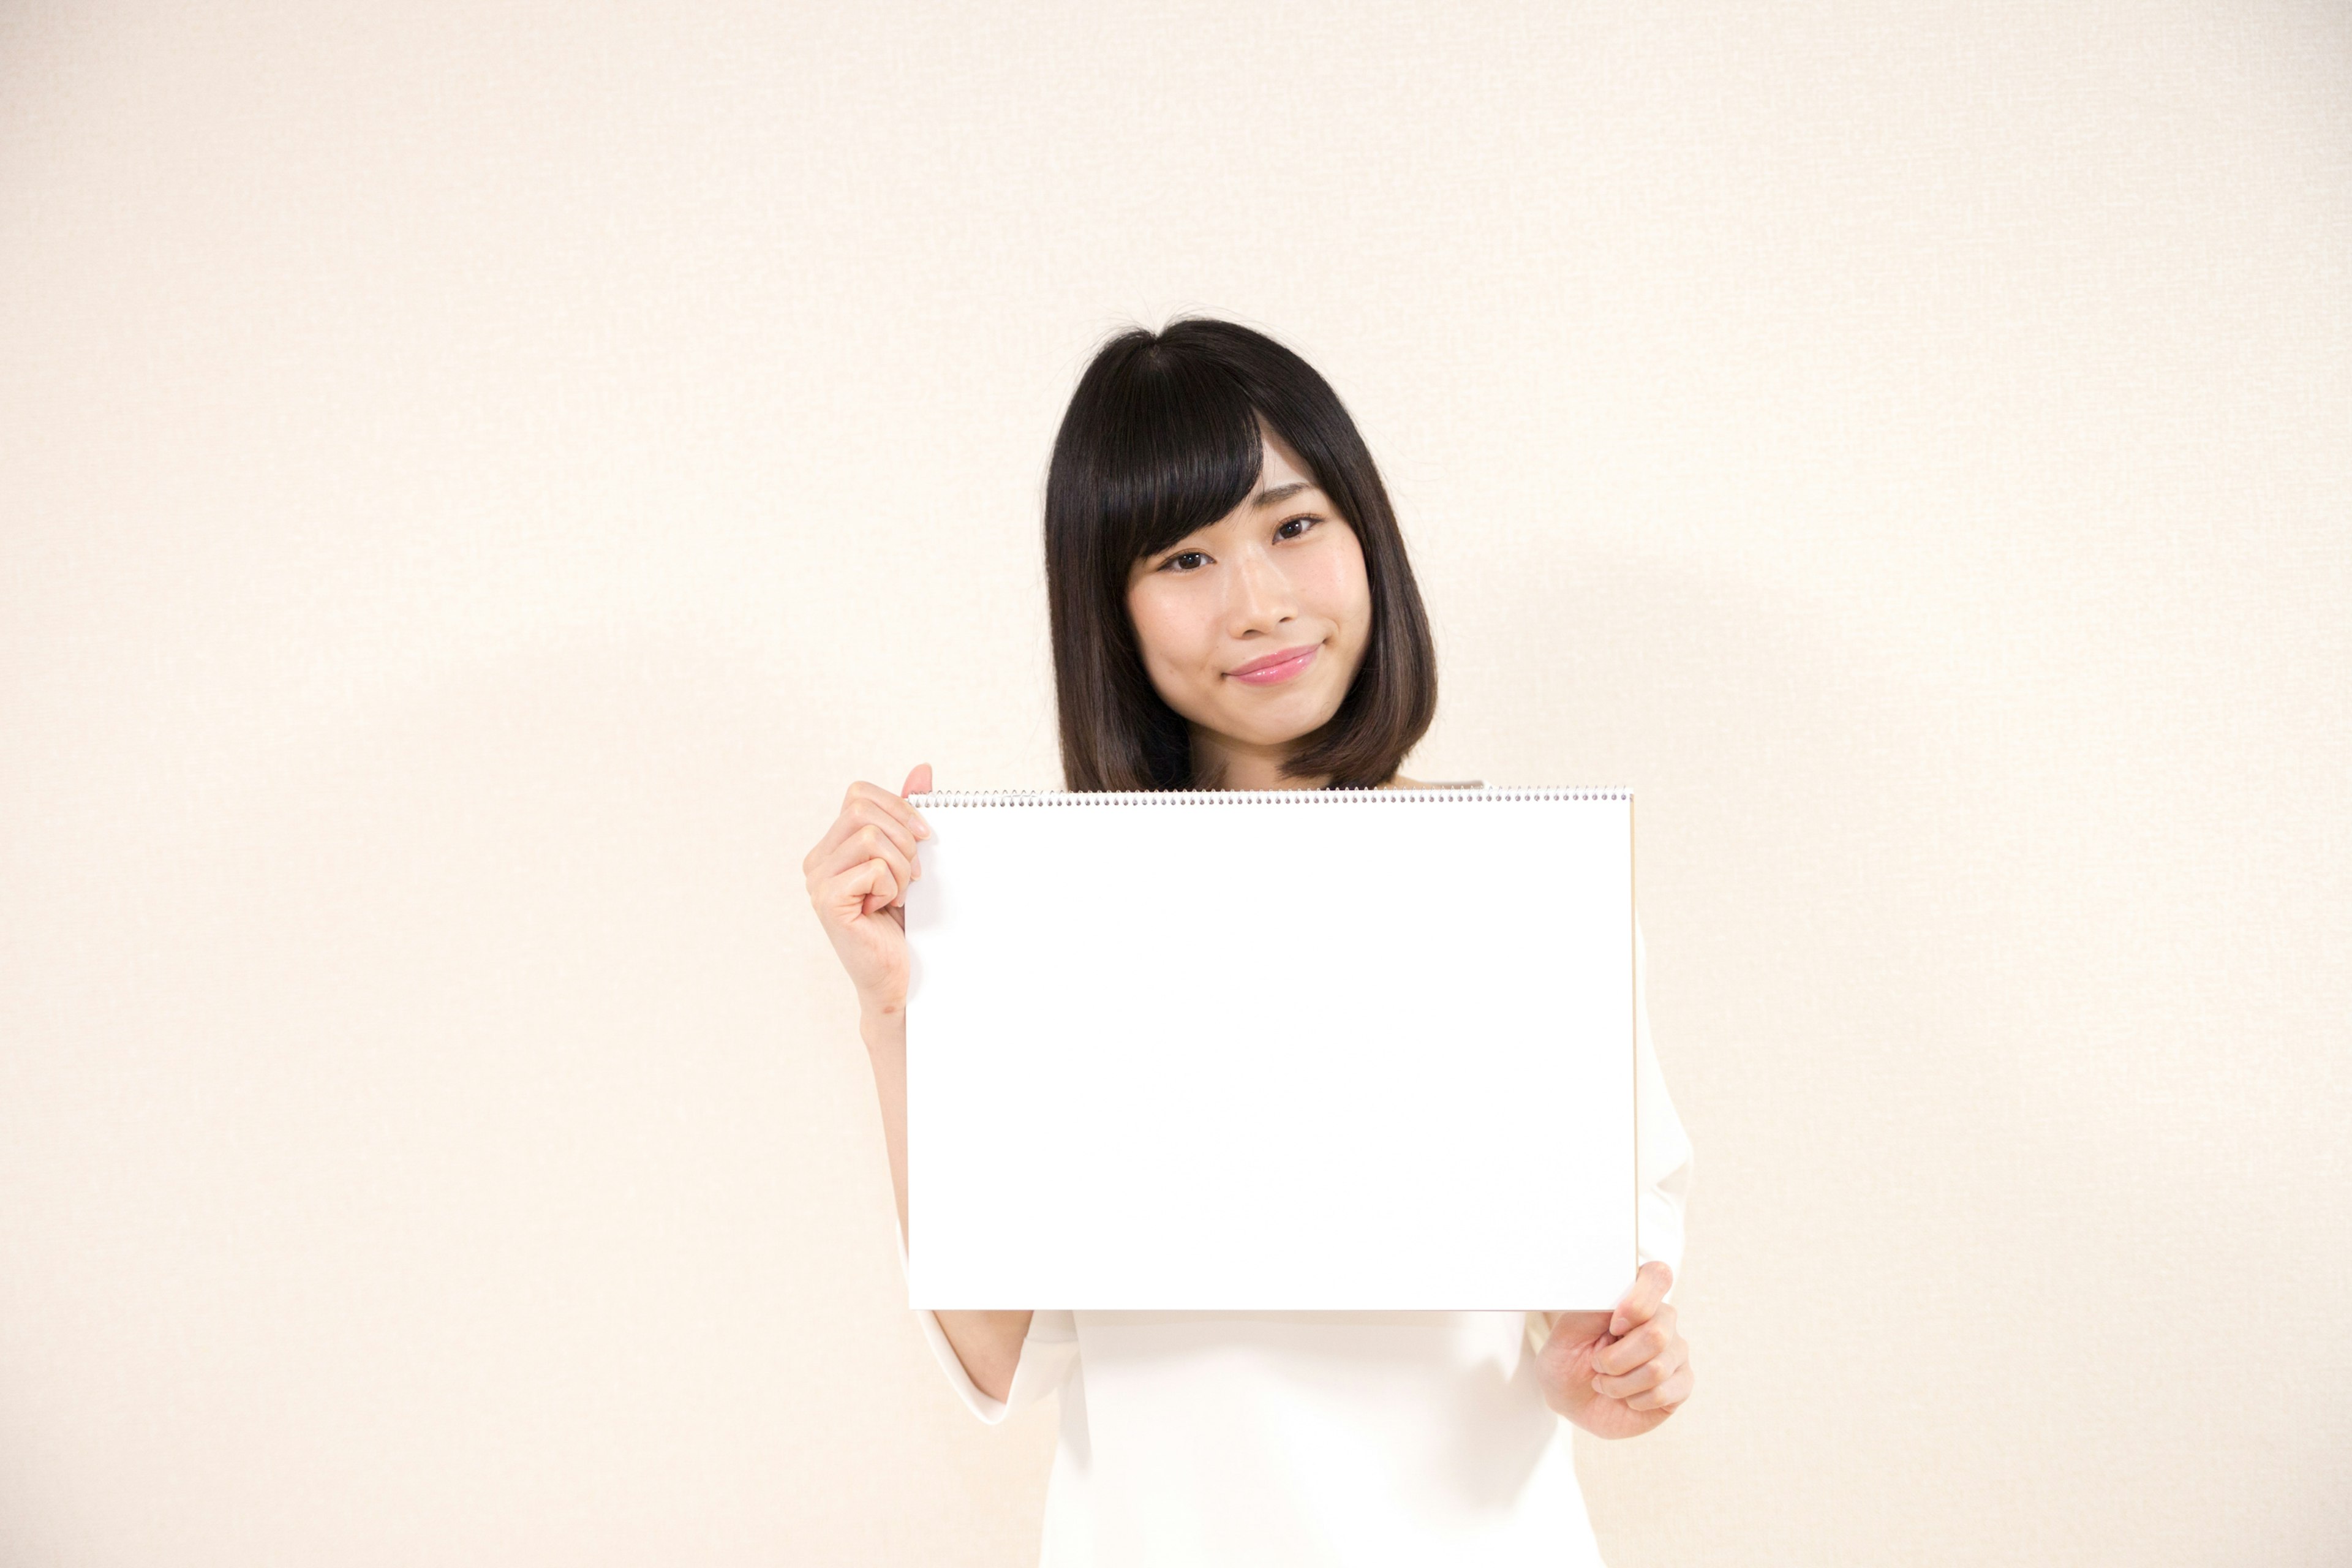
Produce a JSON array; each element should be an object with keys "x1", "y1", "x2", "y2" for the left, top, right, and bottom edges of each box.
[{"x1": 910, "y1": 786, "x2": 1629, "y2": 806}]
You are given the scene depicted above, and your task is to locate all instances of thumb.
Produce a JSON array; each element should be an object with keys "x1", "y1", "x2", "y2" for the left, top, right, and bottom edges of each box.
[{"x1": 902, "y1": 761, "x2": 933, "y2": 796}]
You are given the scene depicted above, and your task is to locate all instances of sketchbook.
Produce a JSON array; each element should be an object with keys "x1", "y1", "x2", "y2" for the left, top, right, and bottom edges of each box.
[{"x1": 900, "y1": 786, "x2": 1636, "y2": 1311}]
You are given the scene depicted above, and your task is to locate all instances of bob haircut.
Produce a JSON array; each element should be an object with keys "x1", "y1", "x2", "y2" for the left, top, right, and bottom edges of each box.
[{"x1": 1044, "y1": 317, "x2": 1438, "y2": 791}]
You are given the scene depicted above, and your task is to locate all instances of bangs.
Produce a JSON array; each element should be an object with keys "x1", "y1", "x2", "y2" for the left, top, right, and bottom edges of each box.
[{"x1": 1092, "y1": 353, "x2": 1270, "y2": 565}]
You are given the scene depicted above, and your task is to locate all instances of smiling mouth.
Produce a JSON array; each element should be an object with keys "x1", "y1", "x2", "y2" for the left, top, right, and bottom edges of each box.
[{"x1": 1225, "y1": 643, "x2": 1322, "y2": 686}]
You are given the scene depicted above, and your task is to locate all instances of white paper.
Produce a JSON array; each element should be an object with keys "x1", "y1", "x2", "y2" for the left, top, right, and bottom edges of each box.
[{"x1": 902, "y1": 788, "x2": 1635, "y2": 1310}]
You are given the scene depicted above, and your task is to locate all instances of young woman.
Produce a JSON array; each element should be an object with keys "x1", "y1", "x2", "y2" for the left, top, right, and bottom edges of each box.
[{"x1": 805, "y1": 318, "x2": 1695, "y2": 1566}]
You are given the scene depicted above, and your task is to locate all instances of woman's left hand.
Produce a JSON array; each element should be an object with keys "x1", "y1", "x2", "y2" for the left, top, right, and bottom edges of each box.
[{"x1": 1535, "y1": 1262, "x2": 1693, "y2": 1439}]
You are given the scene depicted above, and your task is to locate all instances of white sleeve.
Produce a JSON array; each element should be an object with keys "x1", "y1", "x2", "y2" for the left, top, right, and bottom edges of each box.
[
  {"x1": 1528, "y1": 912, "x2": 1695, "y2": 1352},
  {"x1": 1630, "y1": 914, "x2": 1695, "y2": 1302},
  {"x1": 894, "y1": 1218, "x2": 1079, "y2": 1425}
]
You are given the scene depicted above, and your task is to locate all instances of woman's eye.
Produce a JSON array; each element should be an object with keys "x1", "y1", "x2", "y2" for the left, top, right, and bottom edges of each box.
[
  {"x1": 1163, "y1": 550, "x2": 1210, "y2": 573},
  {"x1": 1275, "y1": 514, "x2": 1320, "y2": 541}
]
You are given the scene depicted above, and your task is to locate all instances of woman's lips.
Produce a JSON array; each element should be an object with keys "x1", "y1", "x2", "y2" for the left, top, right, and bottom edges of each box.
[{"x1": 1226, "y1": 643, "x2": 1321, "y2": 685}]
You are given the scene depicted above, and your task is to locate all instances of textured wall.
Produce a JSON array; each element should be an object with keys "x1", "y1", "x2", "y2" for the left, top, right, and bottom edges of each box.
[{"x1": 2, "y1": 2, "x2": 2346, "y2": 1564}]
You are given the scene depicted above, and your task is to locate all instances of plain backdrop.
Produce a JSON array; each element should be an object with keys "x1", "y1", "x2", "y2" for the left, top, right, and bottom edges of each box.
[{"x1": 2, "y1": 2, "x2": 2346, "y2": 1564}]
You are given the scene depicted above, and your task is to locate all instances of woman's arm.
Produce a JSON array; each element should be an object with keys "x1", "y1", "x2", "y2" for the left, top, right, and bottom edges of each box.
[
  {"x1": 861, "y1": 1002, "x2": 1033, "y2": 1403},
  {"x1": 804, "y1": 769, "x2": 1038, "y2": 1406}
]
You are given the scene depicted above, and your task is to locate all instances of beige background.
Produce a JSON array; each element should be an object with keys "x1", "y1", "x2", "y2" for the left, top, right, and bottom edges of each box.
[{"x1": 3, "y1": 2, "x2": 2347, "y2": 1564}]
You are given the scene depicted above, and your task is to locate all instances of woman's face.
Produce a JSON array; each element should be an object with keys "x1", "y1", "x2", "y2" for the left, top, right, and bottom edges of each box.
[{"x1": 1125, "y1": 423, "x2": 1373, "y2": 783}]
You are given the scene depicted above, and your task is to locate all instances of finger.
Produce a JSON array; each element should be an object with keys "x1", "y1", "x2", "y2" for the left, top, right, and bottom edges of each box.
[
  {"x1": 863, "y1": 769, "x2": 934, "y2": 841},
  {"x1": 811, "y1": 821, "x2": 915, "y2": 889},
  {"x1": 813, "y1": 826, "x2": 914, "y2": 911},
  {"x1": 820, "y1": 857, "x2": 902, "y2": 924},
  {"x1": 857, "y1": 856, "x2": 905, "y2": 917},
  {"x1": 1543, "y1": 1308, "x2": 1609, "y2": 1349},
  {"x1": 1593, "y1": 1304, "x2": 1675, "y2": 1376},
  {"x1": 845, "y1": 778, "x2": 932, "y2": 844},
  {"x1": 806, "y1": 790, "x2": 914, "y2": 877},
  {"x1": 804, "y1": 801, "x2": 921, "y2": 885},
  {"x1": 897, "y1": 763, "x2": 933, "y2": 841},
  {"x1": 851, "y1": 801, "x2": 922, "y2": 869},
  {"x1": 1593, "y1": 1341, "x2": 1684, "y2": 1400},
  {"x1": 1611, "y1": 1261, "x2": 1672, "y2": 1336},
  {"x1": 1626, "y1": 1362, "x2": 1695, "y2": 1413}
]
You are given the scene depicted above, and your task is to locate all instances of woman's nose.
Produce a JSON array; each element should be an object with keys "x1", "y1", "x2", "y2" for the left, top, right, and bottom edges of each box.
[{"x1": 1224, "y1": 545, "x2": 1297, "y2": 633}]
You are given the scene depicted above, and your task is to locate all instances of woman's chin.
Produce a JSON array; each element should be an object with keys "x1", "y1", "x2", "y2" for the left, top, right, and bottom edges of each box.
[{"x1": 1218, "y1": 697, "x2": 1348, "y2": 752}]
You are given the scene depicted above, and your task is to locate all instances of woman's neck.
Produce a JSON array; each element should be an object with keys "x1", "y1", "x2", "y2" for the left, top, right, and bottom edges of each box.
[
  {"x1": 1185, "y1": 724, "x2": 1417, "y2": 791},
  {"x1": 1188, "y1": 725, "x2": 1326, "y2": 791}
]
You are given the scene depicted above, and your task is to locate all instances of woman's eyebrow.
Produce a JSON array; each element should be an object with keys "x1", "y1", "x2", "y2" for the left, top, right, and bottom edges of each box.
[{"x1": 1250, "y1": 480, "x2": 1316, "y2": 508}]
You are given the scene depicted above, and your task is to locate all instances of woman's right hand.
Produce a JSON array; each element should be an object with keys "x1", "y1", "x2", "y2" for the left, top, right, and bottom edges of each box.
[{"x1": 804, "y1": 763, "x2": 933, "y2": 1014}]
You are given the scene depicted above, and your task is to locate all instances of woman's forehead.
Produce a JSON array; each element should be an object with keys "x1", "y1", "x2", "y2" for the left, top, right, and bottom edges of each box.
[{"x1": 1256, "y1": 431, "x2": 1314, "y2": 489}]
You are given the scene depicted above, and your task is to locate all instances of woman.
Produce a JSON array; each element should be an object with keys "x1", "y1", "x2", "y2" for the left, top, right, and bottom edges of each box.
[{"x1": 805, "y1": 317, "x2": 1695, "y2": 1566}]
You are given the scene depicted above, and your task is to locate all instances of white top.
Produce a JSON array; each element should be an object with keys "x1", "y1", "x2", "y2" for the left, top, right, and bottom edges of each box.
[{"x1": 895, "y1": 916, "x2": 1693, "y2": 1567}]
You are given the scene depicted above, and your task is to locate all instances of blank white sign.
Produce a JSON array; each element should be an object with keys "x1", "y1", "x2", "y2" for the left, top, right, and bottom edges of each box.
[{"x1": 902, "y1": 788, "x2": 1635, "y2": 1310}]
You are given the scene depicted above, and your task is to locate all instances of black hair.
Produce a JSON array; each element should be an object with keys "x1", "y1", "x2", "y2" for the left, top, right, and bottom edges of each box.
[{"x1": 1044, "y1": 316, "x2": 1438, "y2": 790}]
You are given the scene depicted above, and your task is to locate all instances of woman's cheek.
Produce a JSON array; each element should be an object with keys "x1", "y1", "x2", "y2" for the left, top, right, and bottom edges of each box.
[
  {"x1": 1128, "y1": 592, "x2": 1191, "y2": 679},
  {"x1": 1129, "y1": 607, "x2": 1218, "y2": 721},
  {"x1": 1299, "y1": 532, "x2": 1370, "y2": 626},
  {"x1": 1297, "y1": 541, "x2": 1344, "y2": 590}
]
